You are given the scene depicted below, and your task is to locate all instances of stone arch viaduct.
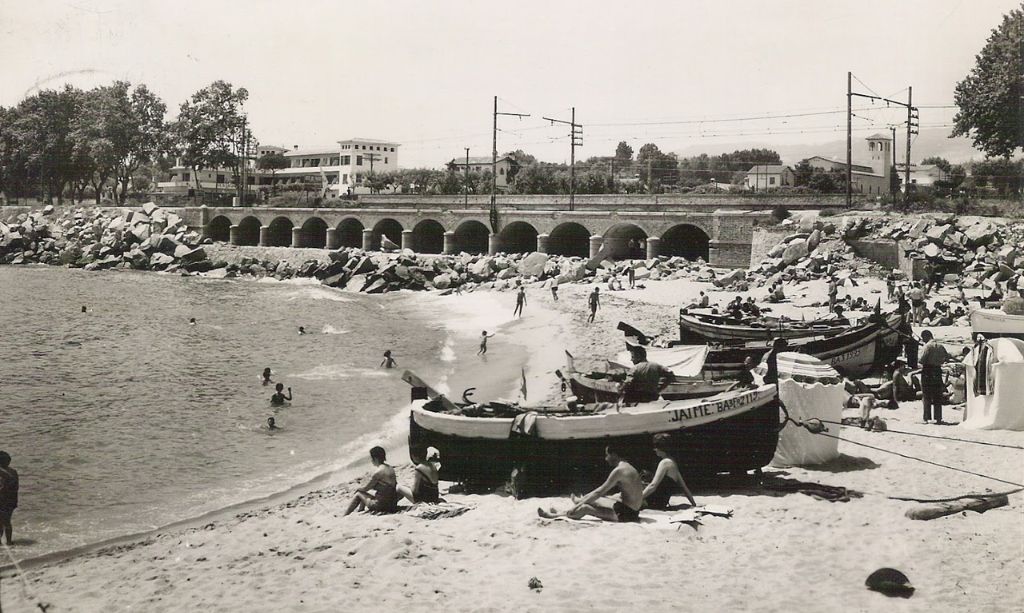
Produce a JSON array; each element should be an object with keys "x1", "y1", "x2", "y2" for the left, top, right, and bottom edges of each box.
[{"x1": 177, "y1": 195, "x2": 840, "y2": 267}]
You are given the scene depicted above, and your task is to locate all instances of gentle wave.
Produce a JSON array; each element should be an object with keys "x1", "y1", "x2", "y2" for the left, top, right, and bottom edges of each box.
[{"x1": 290, "y1": 364, "x2": 391, "y2": 380}]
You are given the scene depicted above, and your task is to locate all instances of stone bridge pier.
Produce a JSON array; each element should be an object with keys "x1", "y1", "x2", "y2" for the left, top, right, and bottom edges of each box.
[{"x1": 188, "y1": 201, "x2": 773, "y2": 268}]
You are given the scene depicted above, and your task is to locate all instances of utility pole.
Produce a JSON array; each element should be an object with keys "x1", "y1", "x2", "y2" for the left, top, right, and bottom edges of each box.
[
  {"x1": 542, "y1": 107, "x2": 583, "y2": 210},
  {"x1": 647, "y1": 157, "x2": 653, "y2": 194},
  {"x1": 364, "y1": 152, "x2": 380, "y2": 173},
  {"x1": 491, "y1": 96, "x2": 530, "y2": 232},
  {"x1": 464, "y1": 147, "x2": 470, "y2": 207},
  {"x1": 847, "y1": 73, "x2": 916, "y2": 203},
  {"x1": 846, "y1": 71, "x2": 852, "y2": 206},
  {"x1": 890, "y1": 126, "x2": 897, "y2": 168},
  {"x1": 905, "y1": 86, "x2": 918, "y2": 206}
]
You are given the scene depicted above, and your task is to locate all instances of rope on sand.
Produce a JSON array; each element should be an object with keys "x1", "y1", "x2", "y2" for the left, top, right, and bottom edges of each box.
[
  {"x1": 818, "y1": 418, "x2": 1024, "y2": 450},
  {"x1": 813, "y1": 431, "x2": 1024, "y2": 489},
  {"x1": 0, "y1": 541, "x2": 51, "y2": 611}
]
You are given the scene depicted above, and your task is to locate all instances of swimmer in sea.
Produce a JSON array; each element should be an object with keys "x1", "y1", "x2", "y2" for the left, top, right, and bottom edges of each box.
[
  {"x1": 298, "y1": 326, "x2": 306, "y2": 335},
  {"x1": 261, "y1": 368, "x2": 273, "y2": 386},
  {"x1": 81, "y1": 305, "x2": 87, "y2": 313},
  {"x1": 189, "y1": 317, "x2": 197, "y2": 325},
  {"x1": 271, "y1": 383, "x2": 292, "y2": 406},
  {"x1": 380, "y1": 350, "x2": 397, "y2": 369},
  {"x1": 267, "y1": 417, "x2": 279, "y2": 431}
]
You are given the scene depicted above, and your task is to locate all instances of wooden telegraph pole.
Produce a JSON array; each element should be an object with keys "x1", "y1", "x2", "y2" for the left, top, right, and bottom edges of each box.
[
  {"x1": 542, "y1": 107, "x2": 583, "y2": 210},
  {"x1": 490, "y1": 96, "x2": 530, "y2": 231}
]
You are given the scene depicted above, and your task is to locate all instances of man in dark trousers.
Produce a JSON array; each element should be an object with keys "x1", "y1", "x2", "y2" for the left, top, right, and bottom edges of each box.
[
  {"x1": 587, "y1": 287, "x2": 601, "y2": 323},
  {"x1": 0, "y1": 451, "x2": 19, "y2": 546},
  {"x1": 919, "y1": 329, "x2": 950, "y2": 424},
  {"x1": 627, "y1": 265, "x2": 636, "y2": 289}
]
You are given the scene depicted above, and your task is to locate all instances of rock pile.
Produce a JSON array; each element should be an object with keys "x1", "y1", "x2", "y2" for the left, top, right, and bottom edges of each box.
[{"x1": 0, "y1": 204, "x2": 726, "y2": 294}]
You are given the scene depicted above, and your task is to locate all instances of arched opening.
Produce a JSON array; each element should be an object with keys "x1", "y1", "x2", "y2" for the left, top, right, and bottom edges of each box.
[
  {"x1": 236, "y1": 216, "x2": 262, "y2": 246},
  {"x1": 300, "y1": 217, "x2": 328, "y2": 249},
  {"x1": 372, "y1": 218, "x2": 403, "y2": 251},
  {"x1": 412, "y1": 219, "x2": 445, "y2": 254},
  {"x1": 499, "y1": 221, "x2": 538, "y2": 254},
  {"x1": 454, "y1": 220, "x2": 489, "y2": 255},
  {"x1": 661, "y1": 224, "x2": 710, "y2": 261},
  {"x1": 267, "y1": 216, "x2": 294, "y2": 247},
  {"x1": 602, "y1": 223, "x2": 648, "y2": 260},
  {"x1": 206, "y1": 216, "x2": 231, "y2": 243},
  {"x1": 548, "y1": 222, "x2": 591, "y2": 257},
  {"x1": 336, "y1": 218, "x2": 364, "y2": 249}
]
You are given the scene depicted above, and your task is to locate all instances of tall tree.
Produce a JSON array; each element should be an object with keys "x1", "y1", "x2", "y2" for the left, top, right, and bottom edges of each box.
[
  {"x1": 10, "y1": 86, "x2": 84, "y2": 204},
  {"x1": 920, "y1": 156, "x2": 953, "y2": 173},
  {"x1": 952, "y1": 6, "x2": 1023, "y2": 158},
  {"x1": 256, "y1": 151, "x2": 289, "y2": 193},
  {"x1": 614, "y1": 141, "x2": 633, "y2": 162},
  {"x1": 170, "y1": 81, "x2": 251, "y2": 199}
]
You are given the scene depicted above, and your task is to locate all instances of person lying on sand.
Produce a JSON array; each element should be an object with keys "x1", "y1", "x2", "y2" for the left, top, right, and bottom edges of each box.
[
  {"x1": 538, "y1": 444, "x2": 643, "y2": 523},
  {"x1": 642, "y1": 434, "x2": 696, "y2": 510},
  {"x1": 345, "y1": 446, "x2": 399, "y2": 515},
  {"x1": 271, "y1": 383, "x2": 292, "y2": 406},
  {"x1": 397, "y1": 447, "x2": 440, "y2": 504}
]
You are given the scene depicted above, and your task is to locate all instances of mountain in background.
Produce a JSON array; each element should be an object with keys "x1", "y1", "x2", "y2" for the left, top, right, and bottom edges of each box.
[{"x1": 672, "y1": 127, "x2": 987, "y2": 167}]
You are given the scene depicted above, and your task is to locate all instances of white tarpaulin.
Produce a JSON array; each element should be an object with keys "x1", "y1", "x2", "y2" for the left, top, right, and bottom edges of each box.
[
  {"x1": 612, "y1": 344, "x2": 709, "y2": 378},
  {"x1": 765, "y1": 352, "x2": 846, "y2": 467},
  {"x1": 962, "y1": 337, "x2": 1024, "y2": 431}
]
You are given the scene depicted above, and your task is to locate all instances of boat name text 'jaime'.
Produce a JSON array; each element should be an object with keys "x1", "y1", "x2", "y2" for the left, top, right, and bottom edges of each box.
[{"x1": 669, "y1": 393, "x2": 753, "y2": 423}]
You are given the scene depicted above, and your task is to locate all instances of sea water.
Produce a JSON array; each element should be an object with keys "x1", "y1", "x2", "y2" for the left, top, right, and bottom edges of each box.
[{"x1": 0, "y1": 266, "x2": 472, "y2": 561}]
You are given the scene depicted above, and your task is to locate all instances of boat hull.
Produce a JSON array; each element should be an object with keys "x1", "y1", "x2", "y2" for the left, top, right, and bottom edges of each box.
[
  {"x1": 678, "y1": 311, "x2": 847, "y2": 344},
  {"x1": 971, "y1": 308, "x2": 1024, "y2": 340},
  {"x1": 408, "y1": 387, "x2": 781, "y2": 493},
  {"x1": 698, "y1": 314, "x2": 902, "y2": 379}
]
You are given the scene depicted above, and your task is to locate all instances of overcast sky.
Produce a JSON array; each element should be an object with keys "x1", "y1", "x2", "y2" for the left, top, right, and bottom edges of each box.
[{"x1": 1, "y1": 0, "x2": 1017, "y2": 167}]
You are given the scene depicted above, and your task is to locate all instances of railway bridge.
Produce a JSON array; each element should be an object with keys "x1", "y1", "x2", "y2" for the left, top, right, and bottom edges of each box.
[{"x1": 179, "y1": 194, "x2": 843, "y2": 267}]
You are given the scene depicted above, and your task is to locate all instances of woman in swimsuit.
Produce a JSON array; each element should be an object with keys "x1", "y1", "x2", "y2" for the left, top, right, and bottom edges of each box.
[
  {"x1": 398, "y1": 447, "x2": 441, "y2": 504},
  {"x1": 642, "y1": 434, "x2": 697, "y2": 510}
]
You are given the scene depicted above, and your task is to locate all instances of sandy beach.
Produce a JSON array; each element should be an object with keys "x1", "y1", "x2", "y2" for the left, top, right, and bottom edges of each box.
[{"x1": 3, "y1": 271, "x2": 1022, "y2": 613}]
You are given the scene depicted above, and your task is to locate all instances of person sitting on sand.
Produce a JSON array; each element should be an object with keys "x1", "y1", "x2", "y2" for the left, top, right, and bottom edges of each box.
[
  {"x1": 189, "y1": 317, "x2": 197, "y2": 326},
  {"x1": 271, "y1": 383, "x2": 292, "y2": 406},
  {"x1": 858, "y1": 395, "x2": 876, "y2": 428},
  {"x1": 478, "y1": 331, "x2": 495, "y2": 355},
  {"x1": 345, "y1": 446, "x2": 399, "y2": 515},
  {"x1": 397, "y1": 447, "x2": 441, "y2": 505},
  {"x1": 537, "y1": 444, "x2": 644, "y2": 523},
  {"x1": 642, "y1": 434, "x2": 696, "y2": 510},
  {"x1": 380, "y1": 350, "x2": 397, "y2": 369},
  {"x1": 261, "y1": 368, "x2": 274, "y2": 386}
]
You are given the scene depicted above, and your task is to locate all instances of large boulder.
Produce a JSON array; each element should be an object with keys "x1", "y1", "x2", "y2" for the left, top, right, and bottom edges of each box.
[
  {"x1": 468, "y1": 258, "x2": 493, "y2": 279},
  {"x1": 965, "y1": 221, "x2": 997, "y2": 247},
  {"x1": 782, "y1": 240, "x2": 809, "y2": 265},
  {"x1": 432, "y1": 273, "x2": 452, "y2": 289},
  {"x1": 519, "y1": 252, "x2": 549, "y2": 278},
  {"x1": 174, "y1": 245, "x2": 206, "y2": 263},
  {"x1": 150, "y1": 252, "x2": 175, "y2": 268}
]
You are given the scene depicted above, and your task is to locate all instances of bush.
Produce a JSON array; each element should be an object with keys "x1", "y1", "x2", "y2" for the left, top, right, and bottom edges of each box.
[{"x1": 771, "y1": 205, "x2": 791, "y2": 223}]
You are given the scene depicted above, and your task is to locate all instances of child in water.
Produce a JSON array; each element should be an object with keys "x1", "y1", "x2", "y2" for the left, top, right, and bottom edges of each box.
[
  {"x1": 380, "y1": 350, "x2": 397, "y2": 369},
  {"x1": 271, "y1": 383, "x2": 292, "y2": 406},
  {"x1": 478, "y1": 331, "x2": 495, "y2": 355},
  {"x1": 261, "y1": 368, "x2": 273, "y2": 386},
  {"x1": 267, "y1": 417, "x2": 279, "y2": 431}
]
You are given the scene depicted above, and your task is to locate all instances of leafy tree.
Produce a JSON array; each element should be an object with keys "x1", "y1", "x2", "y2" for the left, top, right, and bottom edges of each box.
[
  {"x1": 952, "y1": 6, "x2": 1023, "y2": 158},
  {"x1": 920, "y1": 156, "x2": 952, "y2": 173},
  {"x1": 9, "y1": 86, "x2": 84, "y2": 204},
  {"x1": 257, "y1": 151, "x2": 289, "y2": 192},
  {"x1": 971, "y1": 158, "x2": 1023, "y2": 195},
  {"x1": 793, "y1": 160, "x2": 815, "y2": 187},
  {"x1": 170, "y1": 81, "x2": 251, "y2": 199},
  {"x1": 615, "y1": 141, "x2": 633, "y2": 162},
  {"x1": 636, "y1": 143, "x2": 679, "y2": 191}
]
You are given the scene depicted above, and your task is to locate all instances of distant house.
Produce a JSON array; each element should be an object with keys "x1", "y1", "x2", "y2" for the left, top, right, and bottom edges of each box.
[
  {"x1": 448, "y1": 155, "x2": 515, "y2": 189},
  {"x1": 894, "y1": 163, "x2": 950, "y2": 188},
  {"x1": 744, "y1": 164, "x2": 795, "y2": 190}
]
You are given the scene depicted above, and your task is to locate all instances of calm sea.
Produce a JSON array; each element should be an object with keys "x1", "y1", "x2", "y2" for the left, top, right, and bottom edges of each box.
[{"x1": 0, "y1": 266, "x2": 472, "y2": 561}]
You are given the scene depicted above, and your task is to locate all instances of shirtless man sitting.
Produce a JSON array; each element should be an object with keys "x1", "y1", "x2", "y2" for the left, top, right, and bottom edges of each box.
[
  {"x1": 344, "y1": 446, "x2": 399, "y2": 515},
  {"x1": 537, "y1": 444, "x2": 644, "y2": 523}
]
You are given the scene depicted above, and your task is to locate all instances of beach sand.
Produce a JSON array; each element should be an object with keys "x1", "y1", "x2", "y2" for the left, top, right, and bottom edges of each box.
[{"x1": 3, "y1": 274, "x2": 1022, "y2": 612}]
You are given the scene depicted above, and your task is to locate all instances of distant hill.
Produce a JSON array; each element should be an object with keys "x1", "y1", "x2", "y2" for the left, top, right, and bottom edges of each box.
[{"x1": 673, "y1": 127, "x2": 987, "y2": 167}]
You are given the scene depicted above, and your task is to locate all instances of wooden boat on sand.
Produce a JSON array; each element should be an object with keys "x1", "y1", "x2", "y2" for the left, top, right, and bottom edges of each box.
[
  {"x1": 403, "y1": 372, "x2": 781, "y2": 497},
  {"x1": 676, "y1": 311, "x2": 850, "y2": 344}
]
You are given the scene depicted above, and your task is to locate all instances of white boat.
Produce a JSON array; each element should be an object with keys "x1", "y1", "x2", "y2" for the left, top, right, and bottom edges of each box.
[{"x1": 971, "y1": 308, "x2": 1024, "y2": 340}]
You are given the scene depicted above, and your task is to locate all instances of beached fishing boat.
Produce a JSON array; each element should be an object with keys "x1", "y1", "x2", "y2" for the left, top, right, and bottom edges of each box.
[
  {"x1": 403, "y1": 372, "x2": 781, "y2": 497},
  {"x1": 697, "y1": 312, "x2": 903, "y2": 379},
  {"x1": 970, "y1": 308, "x2": 1024, "y2": 340},
  {"x1": 677, "y1": 311, "x2": 849, "y2": 344}
]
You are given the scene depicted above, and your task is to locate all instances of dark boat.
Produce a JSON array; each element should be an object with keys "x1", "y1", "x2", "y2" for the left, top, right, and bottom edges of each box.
[
  {"x1": 403, "y1": 371, "x2": 781, "y2": 497},
  {"x1": 562, "y1": 368, "x2": 735, "y2": 403},
  {"x1": 693, "y1": 311, "x2": 903, "y2": 379},
  {"x1": 677, "y1": 311, "x2": 850, "y2": 344}
]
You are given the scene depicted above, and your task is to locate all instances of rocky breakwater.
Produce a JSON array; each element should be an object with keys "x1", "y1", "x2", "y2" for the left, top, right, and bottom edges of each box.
[
  {"x1": 1, "y1": 203, "x2": 749, "y2": 293},
  {"x1": 840, "y1": 213, "x2": 1024, "y2": 289}
]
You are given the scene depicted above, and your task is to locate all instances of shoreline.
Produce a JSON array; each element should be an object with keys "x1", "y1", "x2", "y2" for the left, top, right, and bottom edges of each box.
[{"x1": 3, "y1": 269, "x2": 1022, "y2": 612}]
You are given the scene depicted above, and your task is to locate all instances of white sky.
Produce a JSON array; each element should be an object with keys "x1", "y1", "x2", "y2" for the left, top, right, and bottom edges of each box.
[{"x1": 0, "y1": 0, "x2": 1017, "y2": 167}]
